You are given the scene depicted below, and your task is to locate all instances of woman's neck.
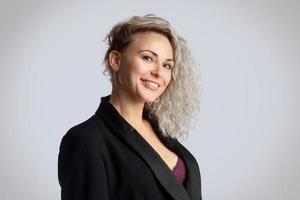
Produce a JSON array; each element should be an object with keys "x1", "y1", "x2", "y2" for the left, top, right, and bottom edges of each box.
[{"x1": 109, "y1": 89, "x2": 146, "y2": 130}]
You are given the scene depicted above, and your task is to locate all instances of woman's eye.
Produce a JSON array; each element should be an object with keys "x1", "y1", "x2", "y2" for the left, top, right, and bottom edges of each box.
[
  {"x1": 163, "y1": 64, "x2": 172, "y2": 70},
  {"x1": 143, "y1": 56, "x2": 153, "y2": 62}
]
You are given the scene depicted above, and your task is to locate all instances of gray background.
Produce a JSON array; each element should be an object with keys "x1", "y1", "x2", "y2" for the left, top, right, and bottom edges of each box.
[{"x1": 1, "y1": 0, "x2": 299, "y2": 199}]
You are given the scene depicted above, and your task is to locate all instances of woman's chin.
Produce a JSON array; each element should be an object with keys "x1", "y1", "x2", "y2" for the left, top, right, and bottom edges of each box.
[
  {"x1": 142, "y1": 97, "x2": 156, "y2": 103},
  {"x1": 138, "y1": 93, "x2": 159, "y2": 103}
]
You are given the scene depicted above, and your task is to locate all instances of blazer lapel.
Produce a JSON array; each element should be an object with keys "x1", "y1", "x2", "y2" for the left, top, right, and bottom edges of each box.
[
  {"x1": 147, "y1": 110, "x2": 202, "y2": 200},
  {"x1": 95, "y1": 95, "x2": 200, "y2": 200},
  {"x1": 162, "y1": 137, "x2": 202, "y2": 200}
]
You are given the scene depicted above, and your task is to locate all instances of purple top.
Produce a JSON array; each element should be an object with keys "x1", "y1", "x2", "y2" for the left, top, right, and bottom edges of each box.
[{"x1": 172, "y1": 156, "x2": 186, "y2": 184}]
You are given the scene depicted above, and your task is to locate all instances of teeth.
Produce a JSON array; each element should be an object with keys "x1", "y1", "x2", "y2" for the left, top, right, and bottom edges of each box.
[{"x1": 143, "y1": 80, "x2": 159, "y2": 89}]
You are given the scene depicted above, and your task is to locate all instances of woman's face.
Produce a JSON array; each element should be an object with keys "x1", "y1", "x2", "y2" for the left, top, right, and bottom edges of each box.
[{"x1": 111, "y1": 31, "x2": 174, "y2": 103}]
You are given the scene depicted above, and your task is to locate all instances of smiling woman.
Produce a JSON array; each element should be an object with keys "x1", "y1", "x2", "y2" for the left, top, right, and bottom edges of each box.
[
  {"x1": 58, "y1": 14, "x2": 202, "y2": 200},
  {"x1": 108, "y1": 31, "x2": 173, "y2": 103}
]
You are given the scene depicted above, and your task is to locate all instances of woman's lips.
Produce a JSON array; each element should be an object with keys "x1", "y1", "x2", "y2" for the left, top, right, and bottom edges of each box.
[{"x1": 141, "y1": 79, "x2": 160, "y2": 90}]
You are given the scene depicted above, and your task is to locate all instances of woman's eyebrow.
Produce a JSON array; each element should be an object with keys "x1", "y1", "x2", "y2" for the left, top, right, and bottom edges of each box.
[{"x1": 138, "y1": 49, "x2": 174, "y2": 62}]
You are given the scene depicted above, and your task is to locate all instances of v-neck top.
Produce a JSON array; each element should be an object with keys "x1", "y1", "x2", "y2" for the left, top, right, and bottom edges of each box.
[{"x1": 172, "y1": 156, "x2": 186, "y2": 184}]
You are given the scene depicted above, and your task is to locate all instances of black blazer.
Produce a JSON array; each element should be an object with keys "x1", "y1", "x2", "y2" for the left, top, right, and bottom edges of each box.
[{"x1": 58, "y1": 95, "x2": 202, "y2": 200}]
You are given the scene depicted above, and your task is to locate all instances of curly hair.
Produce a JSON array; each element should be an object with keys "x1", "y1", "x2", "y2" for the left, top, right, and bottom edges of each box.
[{"x1": 102, "y1": 14, "x2": 201, "y2": 139}]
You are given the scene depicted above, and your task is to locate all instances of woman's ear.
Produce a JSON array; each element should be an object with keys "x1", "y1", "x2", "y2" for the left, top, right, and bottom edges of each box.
[{"x1": 108, "y1": 50, "x2": 121, "y2": 72}]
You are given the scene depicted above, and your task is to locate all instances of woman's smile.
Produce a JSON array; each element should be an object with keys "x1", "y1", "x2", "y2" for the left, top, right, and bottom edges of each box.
[{"x1": 141, "y1": 79, "x2": 160, "y2": 90}]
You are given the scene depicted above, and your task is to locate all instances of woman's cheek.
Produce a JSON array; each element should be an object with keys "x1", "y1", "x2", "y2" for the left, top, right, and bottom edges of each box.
[{"x1": 165, "y1": 73, "x2": 172, "y2": 86}]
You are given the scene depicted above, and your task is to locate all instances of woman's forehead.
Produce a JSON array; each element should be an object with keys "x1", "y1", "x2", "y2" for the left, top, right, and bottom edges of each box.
[{"x1": 127, "y1": 32, "x2": 173, "y2": 57}]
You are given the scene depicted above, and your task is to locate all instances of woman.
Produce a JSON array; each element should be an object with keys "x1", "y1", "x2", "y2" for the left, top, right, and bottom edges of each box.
[{"x1": 58, "y1": 14, "x2": 202, "y2": 200}]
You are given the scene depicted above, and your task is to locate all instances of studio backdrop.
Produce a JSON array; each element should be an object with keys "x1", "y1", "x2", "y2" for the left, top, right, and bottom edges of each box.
[{"x1": 0, "y1": 1, "x2": 299, "y2": 200}]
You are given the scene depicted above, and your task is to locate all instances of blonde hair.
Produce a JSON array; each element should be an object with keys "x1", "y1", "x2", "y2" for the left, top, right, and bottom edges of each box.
[{"x1": 103, "y1": 14, "x2": 201, "y2": 139}]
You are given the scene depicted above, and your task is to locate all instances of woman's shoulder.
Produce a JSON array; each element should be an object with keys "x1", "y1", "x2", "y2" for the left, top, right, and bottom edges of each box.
[{"x1": 59, "y1": 114, "x2": 110, "y2": 151}]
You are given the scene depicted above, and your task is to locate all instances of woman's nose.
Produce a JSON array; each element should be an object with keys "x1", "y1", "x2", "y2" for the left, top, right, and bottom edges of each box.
[{"x1": 151, "y1": 62, "x2": 163, "y2": 78}]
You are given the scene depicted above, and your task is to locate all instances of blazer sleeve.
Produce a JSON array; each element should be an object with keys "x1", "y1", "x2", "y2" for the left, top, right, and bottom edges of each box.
[{"x1": 58, "y1": 130, "x2": 110, "y2": 200}]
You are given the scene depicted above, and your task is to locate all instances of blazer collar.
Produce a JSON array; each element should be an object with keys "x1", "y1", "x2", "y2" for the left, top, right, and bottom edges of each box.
[{"x1": 95, "y1": 95, "x2": 201, "y2": 200}]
